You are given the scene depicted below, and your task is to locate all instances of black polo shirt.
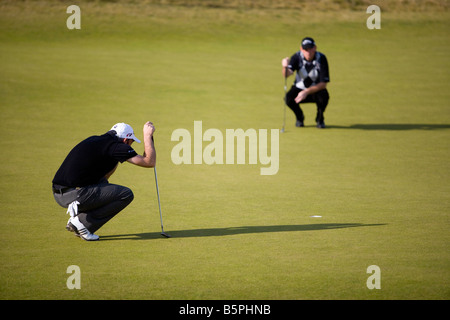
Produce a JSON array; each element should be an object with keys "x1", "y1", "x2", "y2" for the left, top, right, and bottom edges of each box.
[{"x1": 52, "y1": 131, "x2": 138, "y2": 188}]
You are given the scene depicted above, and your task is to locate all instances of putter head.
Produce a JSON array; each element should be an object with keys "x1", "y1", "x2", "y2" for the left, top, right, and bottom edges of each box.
[
  {"x1": 280, "y1": 128, "x2": 285, "y2": 133},
  {"x1": 161, "y1": 232, "x2": 171, "y2": 238}
]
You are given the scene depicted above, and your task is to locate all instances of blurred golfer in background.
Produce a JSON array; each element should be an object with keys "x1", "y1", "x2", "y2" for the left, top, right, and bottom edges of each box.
[
  {"x1": 52, "y1": 121, "x2": 156, "y2": 241},
  {"x1": 282, "y1": 37, "x2": 330, "y2": 128}
]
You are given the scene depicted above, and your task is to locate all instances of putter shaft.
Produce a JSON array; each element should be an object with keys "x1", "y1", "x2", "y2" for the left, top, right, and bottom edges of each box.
[
  {"x1": 281, "y1": 67, "x2": 288, "y2": 132},
  {"x1": 154, "y1": 166, "x2": 171, "y2": 238}
]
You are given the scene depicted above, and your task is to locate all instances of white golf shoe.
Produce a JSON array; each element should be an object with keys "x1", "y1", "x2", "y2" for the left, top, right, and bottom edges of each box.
[{"x1": 68, "y1": 216, "x2": 99, "y2": 241}]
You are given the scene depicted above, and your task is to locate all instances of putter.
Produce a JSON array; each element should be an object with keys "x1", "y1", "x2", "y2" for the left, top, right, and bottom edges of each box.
[
  {"x1": 152, "y1": 136, "x2": 171, "y2": 238},
  {"x1": 154, "y1": 167, "x2": 171, "y2": 238},
  {"x1": 281, "y1": 66, "x2": 288, "y2": 133}
]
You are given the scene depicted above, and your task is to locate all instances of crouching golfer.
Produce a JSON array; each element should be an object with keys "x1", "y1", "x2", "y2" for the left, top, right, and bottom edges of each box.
[
  {"x1": 282, "y1": 37, "x2": 330, "y2": 128},
  {"x1": 52, "y1": 121, "x2": 156, "y2": 241}
]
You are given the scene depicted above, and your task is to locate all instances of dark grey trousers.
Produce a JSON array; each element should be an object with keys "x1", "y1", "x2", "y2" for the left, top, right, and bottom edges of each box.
[
  {"x1": 285, "y1": 86, "x2": 330, "y2": 124},
  {"x1": 53, "y1": 182, "x2": 134, "y2": 233}
]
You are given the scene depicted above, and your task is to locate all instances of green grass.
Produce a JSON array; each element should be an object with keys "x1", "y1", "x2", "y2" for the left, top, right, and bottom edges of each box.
[{"x1": 0, "y1": 1, "x2": 449, "y2": 300}]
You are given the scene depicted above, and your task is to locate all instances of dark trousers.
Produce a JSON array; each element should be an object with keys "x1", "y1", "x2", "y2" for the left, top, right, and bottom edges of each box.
[
  {"x1": 53, "y1": 182, "x2": 134, "y2": 233},
  {"x1": 285, "y1": 86, "x2": 329, "y2": 124}
]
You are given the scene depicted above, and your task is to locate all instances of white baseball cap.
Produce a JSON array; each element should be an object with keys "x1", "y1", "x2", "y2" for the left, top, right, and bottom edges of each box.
[{"x1": 111, "y1": 123, "x2": 141, "y2": 143}]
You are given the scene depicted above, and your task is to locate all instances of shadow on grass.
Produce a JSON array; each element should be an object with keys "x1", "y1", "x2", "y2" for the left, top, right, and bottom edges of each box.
[
  {"x1": 326, "y1": 124, "x2": 450, "y2": 131},
  {"x1": 101, "y1": 223, "x2": 385, "y2": 241}
]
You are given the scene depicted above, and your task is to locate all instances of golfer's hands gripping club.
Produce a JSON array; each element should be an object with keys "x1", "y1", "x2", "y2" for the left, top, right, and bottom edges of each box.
[
  {"x1": 281, "y1": 57, "x2": 293, "y2": 78},
  {"x1": 142, "y1": 121, "x2": 156, "y2": 167},
  {"x1": 144, "y1": 121, "x2": 155, "y2": 140}
]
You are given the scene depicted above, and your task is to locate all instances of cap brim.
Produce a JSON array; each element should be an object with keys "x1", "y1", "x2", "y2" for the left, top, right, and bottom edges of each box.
[{"x1": 131, "y1": 135, "x2": 141, "y2": 143}]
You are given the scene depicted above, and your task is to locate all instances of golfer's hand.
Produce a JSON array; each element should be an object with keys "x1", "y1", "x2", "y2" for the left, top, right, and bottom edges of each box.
[
  {"x1": 281, "y1": 57, "x2": 290, "y2": 68},
  {"x1": 144, "y1": 121, "x2": 155, "y2": 138},
  {"x1": 295, "y1": 91, "x2": 308, "y2": 103}
]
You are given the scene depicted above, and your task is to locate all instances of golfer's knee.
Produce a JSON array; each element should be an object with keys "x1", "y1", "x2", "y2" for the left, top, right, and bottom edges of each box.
[
  {"x1": 122, "y1": 187, "x2": 134, "y2": 204},
  {"x1": 317, "y1": 90, "x2": 329, "y2": 107},
  {"x1": 285, "y1": 94, "x2": 295, "y2": 106}
]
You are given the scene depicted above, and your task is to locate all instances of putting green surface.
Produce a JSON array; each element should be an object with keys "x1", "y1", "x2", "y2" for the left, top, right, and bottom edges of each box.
[{"x1": 0, "y1": 1, "x2": 449, "y2": 300}]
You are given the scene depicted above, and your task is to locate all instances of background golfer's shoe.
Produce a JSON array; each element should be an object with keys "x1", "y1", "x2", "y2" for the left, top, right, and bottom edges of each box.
[{"x1": 296, "y1": 120, "x2": 304, "y2": 127}]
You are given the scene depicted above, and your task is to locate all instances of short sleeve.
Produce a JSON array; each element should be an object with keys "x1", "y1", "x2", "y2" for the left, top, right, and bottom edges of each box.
[
  {"x1": 288, "y1": 52, "x2": 300, "y2": 71},
  {"x1": 319, "y1": 54, "x2": 330, "y2": 83},
  {"x1": 111, "y1": 143, "x2": 138, "y2": 163}
]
